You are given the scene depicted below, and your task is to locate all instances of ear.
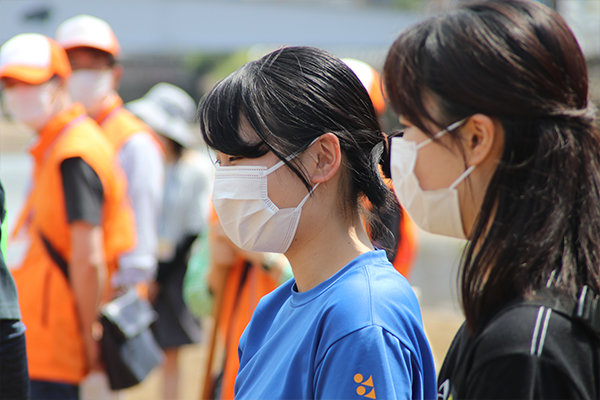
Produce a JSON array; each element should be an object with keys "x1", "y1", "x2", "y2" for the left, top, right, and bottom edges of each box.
[
  {"x1": 461, "y1": 114, "x2": 499, "y2": 167},
  {"x1": 306, "y1": 132, "x2": 342, "y2": 184},
  {"x1": 112, "y1": 65, "x2": 123, "y2": 90}
]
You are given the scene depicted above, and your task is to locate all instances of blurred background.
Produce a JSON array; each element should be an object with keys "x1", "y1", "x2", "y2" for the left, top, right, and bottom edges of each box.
[{"x1": 1, "y1": 1, "x2": 599, "y2": 398}]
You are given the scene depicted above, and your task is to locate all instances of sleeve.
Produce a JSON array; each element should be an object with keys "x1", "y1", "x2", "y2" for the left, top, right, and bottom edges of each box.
[
  {"x1": 116, "y1": 132, "x2": 164, "y2": 279},
  {"x1": 314, "y1": 326, "x2": 425, "y2": 400},
  {"x1": 464, "y1": 354, "x2": 580, "y2": 399},
  {"x1": 60, "y1": 157, "x2": 104, "y2": 225}
]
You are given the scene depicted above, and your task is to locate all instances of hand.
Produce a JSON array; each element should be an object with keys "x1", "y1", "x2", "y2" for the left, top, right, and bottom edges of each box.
[
  {"x1": 84, "y1": 332, "x2": 103, "y2": 373},
  {"x1": 147, "y1": 281, "x2": 160, "y2": 303}
]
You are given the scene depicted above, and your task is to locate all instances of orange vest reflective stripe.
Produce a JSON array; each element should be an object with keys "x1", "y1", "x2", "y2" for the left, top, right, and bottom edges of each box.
[
  {"x1": 10, "y1": 104, "x2": 135, "y2": 383},
  {"x1": 95, "y1": 94, "x2": 164, "y2": 152}
]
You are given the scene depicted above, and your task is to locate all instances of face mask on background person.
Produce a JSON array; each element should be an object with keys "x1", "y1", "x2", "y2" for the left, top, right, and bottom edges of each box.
[
  {"x1": 212, "y1": 149, "x2": 319, "y2": 254},
  {"x1": 67, "y1": 69, "x2": 113, "y2": 116},
  {"x1": 3, "y1": 80, "x2": 61, "y2": 131},
  {"x1": 390, "y1": 119, "x2": 473, "y2": 239}
]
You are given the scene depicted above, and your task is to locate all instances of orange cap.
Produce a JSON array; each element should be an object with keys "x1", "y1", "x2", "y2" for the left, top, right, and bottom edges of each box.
[
  {"x1": 56, "y1": 15, "x2": 121, "y2": 57},
  {"x1": 0, "y1": 33, "x2": 71, "y2": 84},
  {"x1": 342, "y1": 58, "x2": 386, "y2": 116}
]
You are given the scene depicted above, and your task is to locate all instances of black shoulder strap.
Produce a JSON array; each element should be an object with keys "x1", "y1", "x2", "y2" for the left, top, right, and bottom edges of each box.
[{"x1": 39, "y1": 232, "x2": 70, "y2": 280}]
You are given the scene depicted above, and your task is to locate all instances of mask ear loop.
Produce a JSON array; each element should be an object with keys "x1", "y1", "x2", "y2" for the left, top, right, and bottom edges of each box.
[
  {"x1": 449, "y1": 165, "x2": 475, "y2": 189},
  {"x1": 294, "y1": 183, "x2": 320, "y2": 210},
  {"x1": 416, "y1": 118, "x2": 469, "y2": 150}
]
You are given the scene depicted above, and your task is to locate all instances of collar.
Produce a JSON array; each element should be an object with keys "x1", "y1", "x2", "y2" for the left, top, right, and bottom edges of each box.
[{"x1": 94, "y1": 93, "x2": 123, "y2": 126}]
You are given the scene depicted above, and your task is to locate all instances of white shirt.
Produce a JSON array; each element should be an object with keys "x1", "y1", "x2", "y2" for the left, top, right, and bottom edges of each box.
[{"x1": 113, "y1": 131, "x2": 164, "y2": 287}]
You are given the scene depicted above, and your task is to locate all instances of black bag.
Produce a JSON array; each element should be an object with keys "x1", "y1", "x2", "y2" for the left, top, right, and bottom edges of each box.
[{"x1": 99, "y1": 289, "x2": 164, "y2": 390}]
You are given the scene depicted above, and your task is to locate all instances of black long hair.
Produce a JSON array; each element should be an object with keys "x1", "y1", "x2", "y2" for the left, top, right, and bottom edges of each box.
[
  {"x1": 199, "y1": 46, "x2": 395, "y2": 245},
  {"x1": 384, "y1": 0, "x2": 600, "y2": 331}
]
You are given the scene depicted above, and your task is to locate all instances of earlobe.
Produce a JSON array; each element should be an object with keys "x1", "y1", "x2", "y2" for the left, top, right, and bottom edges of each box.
[
  {"x1": 310, "y1": 133, "x2": 342, "y2": 184},
  {"x1": 464, "y1": 114, "x2": 498, "y2": 167}
]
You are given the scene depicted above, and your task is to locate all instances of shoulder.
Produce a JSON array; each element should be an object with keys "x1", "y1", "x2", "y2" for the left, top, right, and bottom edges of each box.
[
  {"x1": 327, "y1": 253, "x2": 421, "y2": 323},
  {"x1": 122, "y1": 131, "x2": 161, "y2": 155},
  {"x1": 316, "y1": 252, "x2": 426, "y2": 351},
  {"x1": 57, "y1": 117, "x2": 114, "y2": 163},
  {"x1": 440, "y1": 304, "x2": 600, "y2": 400},
  {"x1": 63, "y1": 116, "x2": 111, "y2": 147},
  {"x1": 469, "y1": 302, "x2": 598, "y2": 398},
  {"x1": 473, "y1": 301, "x2": 596, "y2": 366}
]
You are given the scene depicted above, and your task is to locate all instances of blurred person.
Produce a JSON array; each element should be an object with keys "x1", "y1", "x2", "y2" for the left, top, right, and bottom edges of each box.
[
  {"x1": 55, "y1": 14, "x2": 164, "y2": 290},
  {"x1": 203, "y1": 210, "x2": 290, "y2": 400},
  {"x1": 199, "y1": 46, "x2": 435, "y2": 399},
  {"x1": 383, "y1": 0, "x2": 600, "y2": 398},
  {"x1": 0, "y1": 180, "x2": 29, "y2": 400},
  {"x1": 342, "y1": 58, "x2": 419, "y2": 279},
  {"x1": 126, "y1": 82, "x2": 210, "y2": 400},
  {"x1": 0, "y1": 33, "x2": 134, "y2": 400}
]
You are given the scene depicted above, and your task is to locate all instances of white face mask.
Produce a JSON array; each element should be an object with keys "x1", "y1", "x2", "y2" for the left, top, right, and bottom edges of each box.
[
  {"x1": 68, "y1": 69, "x2": 113, "y2": 116},
  {"x1": 390, "y1": 119, "x2": 473, "y2": 239},
  {"x1": 3, "y1": 80, "x2": 61, "y2": 130},
  {"x1": 212, "y1": 156, "x2": 318, "y2": 254}
]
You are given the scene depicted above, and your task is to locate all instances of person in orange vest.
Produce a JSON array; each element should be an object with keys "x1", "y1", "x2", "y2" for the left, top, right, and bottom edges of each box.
[
  {"x1": 342, "y1": 58, "x2": 419, "y2": 279},
  {"x1": 204, "y1": 208, "x2": 290, "y2": 400},
  {"x1": 55, "y1": 15, "x2": 164, "y2": 291},
  {"x1": 0, "y1": 33, "x2": 135, "y2": 400}
]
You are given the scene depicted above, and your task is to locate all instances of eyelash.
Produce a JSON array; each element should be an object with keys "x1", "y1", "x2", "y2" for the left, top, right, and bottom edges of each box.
[{"x1": 215, "y1": 156, "x2": 243, "y2": 166}]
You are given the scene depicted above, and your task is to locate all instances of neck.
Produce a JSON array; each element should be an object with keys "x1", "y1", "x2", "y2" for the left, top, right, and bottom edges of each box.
[
  {"x1": 90, "y1": 91, "x2": 117, "y2": 119},
  {"x1": 286, "y1": 213, "x2": 373, "y2": 292},
  {"x1": 32, "y1": 94, "x2": 71, "y2": 133}
]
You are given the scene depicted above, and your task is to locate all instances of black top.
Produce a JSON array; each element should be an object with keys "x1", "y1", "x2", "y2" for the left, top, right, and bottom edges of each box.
[
  {"x1": 438, "y1": 300, "x2": 600, "y2": 399},
  {"x1": 60, "y1": 157, "x2": 103, "y2": 225}
]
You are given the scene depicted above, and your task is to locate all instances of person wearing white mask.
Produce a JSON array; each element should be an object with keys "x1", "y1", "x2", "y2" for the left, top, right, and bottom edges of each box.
[
  {"x1": 383, "y1": 0, "x2": 600, "y2": 398},
  {"x1": 0, "y1": 33, "x2": 135, "y2": 400},
  {"x1": 199, "y1": 46, "x2": 436, "y2": 399},
  {"x1": 55, "y1": 14, "x2": 164, "y2": 290}
]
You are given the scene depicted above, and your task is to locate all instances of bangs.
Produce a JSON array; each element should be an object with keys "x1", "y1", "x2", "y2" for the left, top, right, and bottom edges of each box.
[{"x1": 198, "y1": 64, "x2": 269, "y2": 158}]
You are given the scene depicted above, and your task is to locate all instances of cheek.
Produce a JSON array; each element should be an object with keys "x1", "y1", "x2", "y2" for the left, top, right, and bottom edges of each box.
[
  {"x1": 414, "y1": 145, "x2": 465, "y2": 191},
  {"x1": 267, "y1": 166, "x2": 307, "y2": 209}
]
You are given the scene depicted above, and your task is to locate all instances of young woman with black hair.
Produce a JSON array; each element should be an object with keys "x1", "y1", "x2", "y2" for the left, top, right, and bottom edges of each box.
[
  {"x1": 199, "y1": 46, "x2": 436, "y2": 399},
  {"x1": 383, "y1": 0, "x2": 600, "y2": 398}
]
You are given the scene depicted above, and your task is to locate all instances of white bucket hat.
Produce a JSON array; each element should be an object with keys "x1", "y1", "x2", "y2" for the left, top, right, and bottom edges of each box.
[{"x1": 127, "y1": 82, "x2": 197, "y2": 147}]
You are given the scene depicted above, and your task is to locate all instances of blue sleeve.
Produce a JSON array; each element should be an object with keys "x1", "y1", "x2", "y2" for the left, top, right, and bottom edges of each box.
[{"x1": 314, "y1": 325, "x2": 426, "y2": 400}]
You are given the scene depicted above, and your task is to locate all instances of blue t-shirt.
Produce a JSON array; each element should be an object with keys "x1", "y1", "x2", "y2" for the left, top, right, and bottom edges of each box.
[{"x1": 235, "y1": 250, "x2": 436, "y2": 399}]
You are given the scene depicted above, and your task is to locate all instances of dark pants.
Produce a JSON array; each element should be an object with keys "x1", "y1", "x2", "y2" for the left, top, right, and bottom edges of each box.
[
  {"x1": 0, "y1": 319, "x2": 29, "y2": 400},
  {"x1": 30, "y1": 380, "x2": 78, "y2": 400}
]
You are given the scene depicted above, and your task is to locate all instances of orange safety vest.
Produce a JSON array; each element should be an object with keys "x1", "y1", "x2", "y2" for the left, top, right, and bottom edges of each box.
[
  {"x1": 95, "y1": 93, "x2": 164, "y2": 153},
  {"x1": 392, "y1": 207, "x2": 418, "y2": 278},
  {"x1": 362, "y1": 176, "x2": 419, "y2": 279},
  {"x1": 10, "y1": 104, "x2": 135, "y2": 384},
  {"x1": 208, "y1": 210, "x2": 279, "y2": 400}
]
